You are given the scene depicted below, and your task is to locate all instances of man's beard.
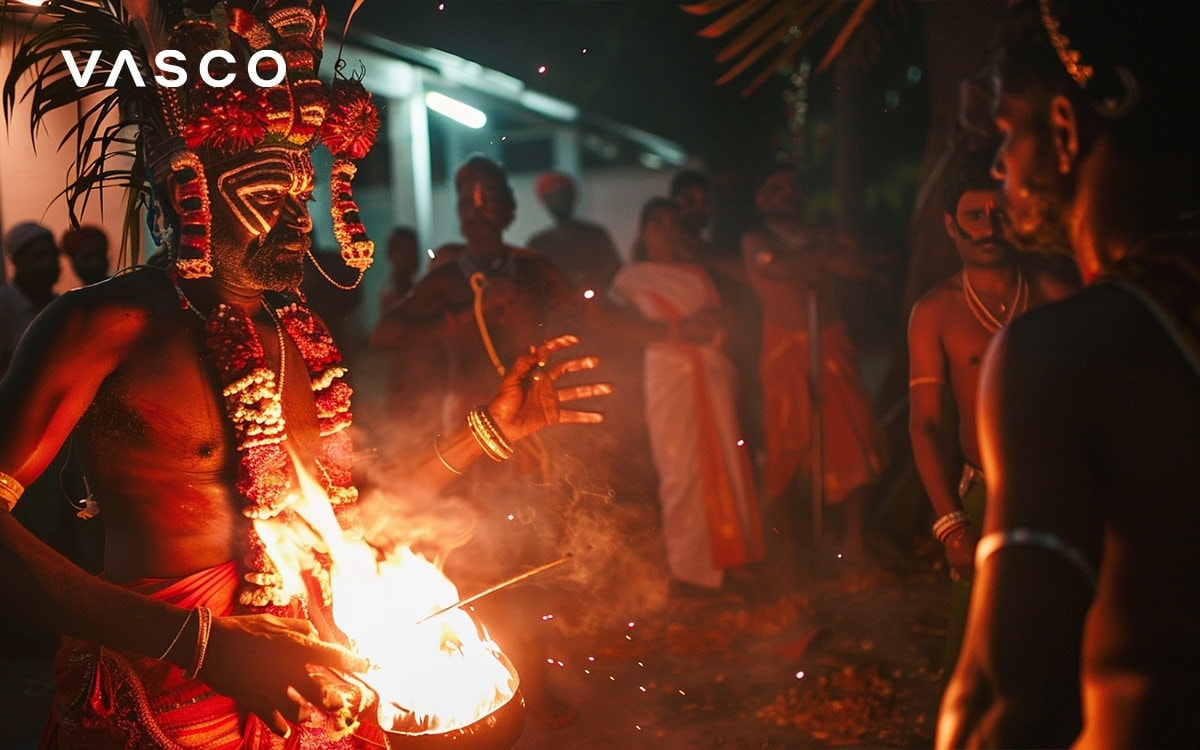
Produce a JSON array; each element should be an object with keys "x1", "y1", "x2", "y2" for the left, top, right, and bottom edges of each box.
[
  {"x1": 1005, "y1": 141, "x2": 1073, "y2": 258},
  {"x1": 241, "y1": 230, "x2": 309, "y2": 292}
]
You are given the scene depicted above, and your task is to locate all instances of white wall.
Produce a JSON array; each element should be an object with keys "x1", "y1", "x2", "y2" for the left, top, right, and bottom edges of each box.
[{"x1": 0, "y1": 34, "x2": 129, "y2": 291}]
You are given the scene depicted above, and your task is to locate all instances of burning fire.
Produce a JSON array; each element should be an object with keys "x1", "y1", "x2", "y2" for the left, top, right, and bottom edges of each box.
[{"x1": 254, "y1": 461, "x2": 520, "y2": 735}]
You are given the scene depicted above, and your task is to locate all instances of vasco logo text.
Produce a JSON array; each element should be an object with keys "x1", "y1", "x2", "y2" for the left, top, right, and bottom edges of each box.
[{"x1": 62, "y1": 50, "x2": 287, "y2": 88}]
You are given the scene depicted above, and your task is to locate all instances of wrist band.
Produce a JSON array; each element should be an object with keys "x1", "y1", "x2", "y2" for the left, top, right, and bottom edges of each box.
[
  {"x1": 183, "y1": 606, "x2": 212, "y2": 680},
  {"x1": 434, "y1": 434, "x2": 463, "y2": 475},
  {"x1": 0, "y1": 471, "x2": 25, "y2": 512},
  {"x1": 976, "y1": 527, "x2": 1097, "y2": 592},
  {"x1": 933, "y1": 510, "x2": 970, "y2": 544},
  {"x1": 158, "y1": 608, "x2": 195, "y2": 661},
  {"x1": 467, "y1": 406, "x2": 514, "y2": 462}
]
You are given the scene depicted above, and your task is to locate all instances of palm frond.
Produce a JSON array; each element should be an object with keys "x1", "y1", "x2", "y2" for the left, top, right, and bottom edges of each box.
[
  {"x1": 682, "y1": 0, "x2": 904, "y2": 95},
  {"x1": 2, "y1": 0, "x2": 156, "y2": 240}
]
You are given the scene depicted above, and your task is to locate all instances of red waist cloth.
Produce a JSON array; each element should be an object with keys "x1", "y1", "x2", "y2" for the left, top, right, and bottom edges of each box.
[
  {"x1": 760, "y1": 322, "x2": 889, "y2": 504},
  {"x1": 40, "y1": 561, "x2": 380, "y2": 749}
]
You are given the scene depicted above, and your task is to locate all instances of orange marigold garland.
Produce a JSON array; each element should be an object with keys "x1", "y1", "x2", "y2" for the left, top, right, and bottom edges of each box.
[{"x1": 206, "y1": 300, "x2": 359, "y2": 614}]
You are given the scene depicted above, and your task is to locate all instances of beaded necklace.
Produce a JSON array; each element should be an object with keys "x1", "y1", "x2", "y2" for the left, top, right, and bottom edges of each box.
[{"x1": 171, "y1": 273, "x2": 359, "y2": 615}]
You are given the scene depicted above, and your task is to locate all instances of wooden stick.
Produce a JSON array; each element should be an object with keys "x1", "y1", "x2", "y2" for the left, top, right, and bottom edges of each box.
[{"x1": 415, "y1": 555, "x2": 572, "y2": 625}]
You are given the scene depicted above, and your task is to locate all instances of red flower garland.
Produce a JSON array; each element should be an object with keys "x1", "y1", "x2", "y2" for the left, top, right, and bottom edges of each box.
[
  {"x1": 205, "y1": 301, "x2": 359, "y2": 614},
  {"x1": 181, "y1": 88, "x2": 271, "y2": 155}
]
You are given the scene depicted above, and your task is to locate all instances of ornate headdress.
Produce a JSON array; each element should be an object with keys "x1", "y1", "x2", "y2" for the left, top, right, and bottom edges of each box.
[{"x1": 2, "y1": 0, "x2": 379, "y2": 279}]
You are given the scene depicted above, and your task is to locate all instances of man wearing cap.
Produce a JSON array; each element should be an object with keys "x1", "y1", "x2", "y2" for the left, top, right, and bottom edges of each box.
[
  {"x1": 937, "y1": 1, "x2": 1200, "y2": 746},
  {"x1": 527, "y1": 170, "x2": 622, "y2": 294},
  {"x1": 0, "y1": 221, "x2": 60, "y2": 373}
]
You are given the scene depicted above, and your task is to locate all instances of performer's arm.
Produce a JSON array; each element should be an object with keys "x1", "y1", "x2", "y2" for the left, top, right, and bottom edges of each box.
[
  {"x1": 378, "y1": 334, "x2": 610, "y2": 497},
  {"x1": 907, "y1": 296, "x2": 977, "y2": 580},
  {"x1": 937, "y1": 321, "x2": 1098, "y2": 748}
]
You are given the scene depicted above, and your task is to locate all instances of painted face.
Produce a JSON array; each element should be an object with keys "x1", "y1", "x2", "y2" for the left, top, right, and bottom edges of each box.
[
  {"x1": 990, "y1": 87, "x2": 1073, "y2": 259},
  {"x1": 455, "y1": 172, "x2": 513, "y2": 243},
  {"x1": 948, "y1": 188, "x2": 1013, "y2": 267},
  {"x1": 210, "y1": 146, "x2": 314, "y2": 292}
]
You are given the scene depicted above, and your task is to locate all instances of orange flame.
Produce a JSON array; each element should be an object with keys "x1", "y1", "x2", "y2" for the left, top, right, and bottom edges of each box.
[{"x1": 254, "y1": 460, "x2": 519, "y2": 734}]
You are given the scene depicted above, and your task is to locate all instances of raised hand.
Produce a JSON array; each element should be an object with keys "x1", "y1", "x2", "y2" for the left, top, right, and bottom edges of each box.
[{"x1": 487, "y1": 334, "x2": 612, "y2": 444}]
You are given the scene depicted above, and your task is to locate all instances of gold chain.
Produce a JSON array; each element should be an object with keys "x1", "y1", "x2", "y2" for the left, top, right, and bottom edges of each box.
[{"x1": 962, "y1": 268, "x2": 1028, "y2": 333}]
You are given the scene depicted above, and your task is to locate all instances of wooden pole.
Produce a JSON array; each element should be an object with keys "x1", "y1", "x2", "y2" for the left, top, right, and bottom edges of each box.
[{"x1": 807, "y1": 287, "x2": 824, "y2": 541}]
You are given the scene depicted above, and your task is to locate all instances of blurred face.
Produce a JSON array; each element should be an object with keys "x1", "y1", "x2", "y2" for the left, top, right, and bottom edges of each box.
[
  {"x1": 456, "y1": 171, "x2": 514, "y2": 243},
  {"x1": 991, "y1": 87, "x2": 1072, "y2": 258},
  {"x1": 755, "y1": 169, "x2": 805, "y2": 222},
  {"x1": 387, "y1": 233, "x2": 419, "y2": 283},
  {"x1": 641, "y1": 205, "x2": 685, "y2": 263},
  {"x1": 11, "y1": 236, "x2": 60, "y2": 292},
  {"x1": 946, "y1": 188, "x2": 1013, "y2": 267},
  {"x1": 69, "y1": 238, "x2": 110, "y2": 285},
  {"x1": 211, "y1": 146, "x2": 315, "y2": 292},
  {"x1": 673, "y1": 184, "x2": 711, "y2": 236}
]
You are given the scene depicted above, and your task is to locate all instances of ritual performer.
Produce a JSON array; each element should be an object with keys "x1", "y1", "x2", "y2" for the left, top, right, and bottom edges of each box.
[
  {"x1": 907, "y1": 142, "x2": 1077, "y2": 673},
  {"x1": 0, "y1": 1, "x2": 607, "y2": 746},
  {"x1": 741, "y1": 165, "x2": 888, "y2": 559},
  {"x1": 610, "y1": 198, "x2": 764, "y2": 595},
  {"x1": 937, "y1": 1, "x2": 1200, "y2": 746}
]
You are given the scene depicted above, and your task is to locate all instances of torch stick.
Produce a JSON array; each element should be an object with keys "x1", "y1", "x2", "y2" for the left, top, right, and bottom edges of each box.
[{"x1": 415, "y1": 554, "x2": 572, "y2": 625}]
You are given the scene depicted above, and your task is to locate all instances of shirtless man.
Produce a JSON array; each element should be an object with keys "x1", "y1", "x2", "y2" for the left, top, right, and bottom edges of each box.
[
  {"x1": 908, "y1": 143, "x2": 1076, "y2": 671},
  {"x1": 741, "y1": 165, "x2": 888, "y2": 558},
  {"x1": 937, "y1": 1, "x2": 1200, "y2": 746},
  {"x1": 0, "y1": 2, "x2": 605, "y2": 744}
]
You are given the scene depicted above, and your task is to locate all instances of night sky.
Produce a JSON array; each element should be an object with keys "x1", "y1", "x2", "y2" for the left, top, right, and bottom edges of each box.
[{"x1": 330, "y1": 1, "x2": 801, "y2": 167}]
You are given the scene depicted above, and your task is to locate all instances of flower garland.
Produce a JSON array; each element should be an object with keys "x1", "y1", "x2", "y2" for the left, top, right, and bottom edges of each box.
[{"x1": 204, "y1": 299, "x2": 359, "y2": 615}]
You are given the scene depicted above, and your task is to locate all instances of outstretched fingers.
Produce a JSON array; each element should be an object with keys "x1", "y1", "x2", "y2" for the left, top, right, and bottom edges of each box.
[
  {"x1": 559, "y1": 408, "x2": 604, "y2": 424},
  {"x1": 556, "y1": 382, "x2": 612, "y2": 403},
  {"x1": 547, "y1": 355, "x2": 600, "y2": 380},
  {"x1": 533, "y1": 334, "x2": 580, "y2": 362}
]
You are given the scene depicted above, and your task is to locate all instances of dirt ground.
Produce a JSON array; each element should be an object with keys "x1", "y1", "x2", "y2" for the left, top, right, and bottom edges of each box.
[{"x1": 511, "y1": 533, "x2": 951, "y2": 750}]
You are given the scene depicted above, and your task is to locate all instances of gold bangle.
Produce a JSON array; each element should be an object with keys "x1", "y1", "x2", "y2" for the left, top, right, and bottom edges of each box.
[
  {"x1": 183, "y1": 606, "x2": 212, "y2": 680},
  {"x1": 467, "y1": 406, "x2": 513, "y2": 462},
  {"x1": 909, "y1": 376, "x2": 945, "y2": 388},
  {"x1": 0, "y1": 471, "x2": 25, "y2": 512},
  {"x1": 158, "y1": 608, "x2": 195, "y2": 661},
  {"x1": 434, "y1": 434, "x2": 463, "y2": 475}
]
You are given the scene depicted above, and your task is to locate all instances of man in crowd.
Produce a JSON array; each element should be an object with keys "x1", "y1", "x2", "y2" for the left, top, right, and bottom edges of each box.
[
  {"x1": 373, "y1": 156, "x2": 578, "y2": 431},
  {"x1": 938, "y1": 1, "x2": 1200, "y2": 746},
  {"x1": 60, "y1": 225, "x2": 111, "y2": 287},
  {"x1": 527, "y1": 170, "x2": 622, "y2": 294},
  {"x1": 742, "y1": 165, "x2": 888, "y2": 560},
  {"x1": 0, "y1": 221, "x2": 60, "y2": 373},
  {"x1": 908, "y1": 142, "x2": 1076, "y2": 673},
  {"x1": 0, "y1": 1, "x2": 605, "y2": 745}
]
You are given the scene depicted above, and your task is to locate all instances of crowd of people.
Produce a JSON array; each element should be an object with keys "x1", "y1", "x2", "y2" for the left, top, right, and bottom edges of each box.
[{"x1": 0, "y1": 0, "x2": 1197, "y2": 746}]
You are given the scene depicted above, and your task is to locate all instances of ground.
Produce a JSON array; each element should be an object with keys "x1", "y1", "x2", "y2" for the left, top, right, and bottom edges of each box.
[{"x1": 511, "y1": 532, "x2": 951, "y2": 750}]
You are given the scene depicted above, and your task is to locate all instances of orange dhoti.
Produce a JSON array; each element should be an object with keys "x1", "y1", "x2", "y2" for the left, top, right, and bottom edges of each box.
[
  {"x1": 760, "y1": 321, "x2": 888, "y2": 504},
  {"x1": 40, "y1": 561, "x2": 381, "y2": 749}
]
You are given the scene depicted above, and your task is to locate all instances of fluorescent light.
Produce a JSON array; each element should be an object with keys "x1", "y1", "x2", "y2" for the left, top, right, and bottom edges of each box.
[{"x1": 424, "y1": 92, "x2": 486, "y2": 129}]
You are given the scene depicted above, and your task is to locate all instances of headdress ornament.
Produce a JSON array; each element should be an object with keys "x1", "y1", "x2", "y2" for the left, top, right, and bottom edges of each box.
[
  {"x1": 2, "y1": 0, "x2": 379, "y2": 279},
  {"x1": 1036, "y1": 0, "x2": 1139, "y2": 119}
]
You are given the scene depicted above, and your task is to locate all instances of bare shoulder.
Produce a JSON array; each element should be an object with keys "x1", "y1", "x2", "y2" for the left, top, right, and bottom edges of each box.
[
  {"x1": 909, "y1": 274, "x2": 960, "y2": 326},
  {"x1": 33, "y1": 268, "x2": 170, "y2": 340}
]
